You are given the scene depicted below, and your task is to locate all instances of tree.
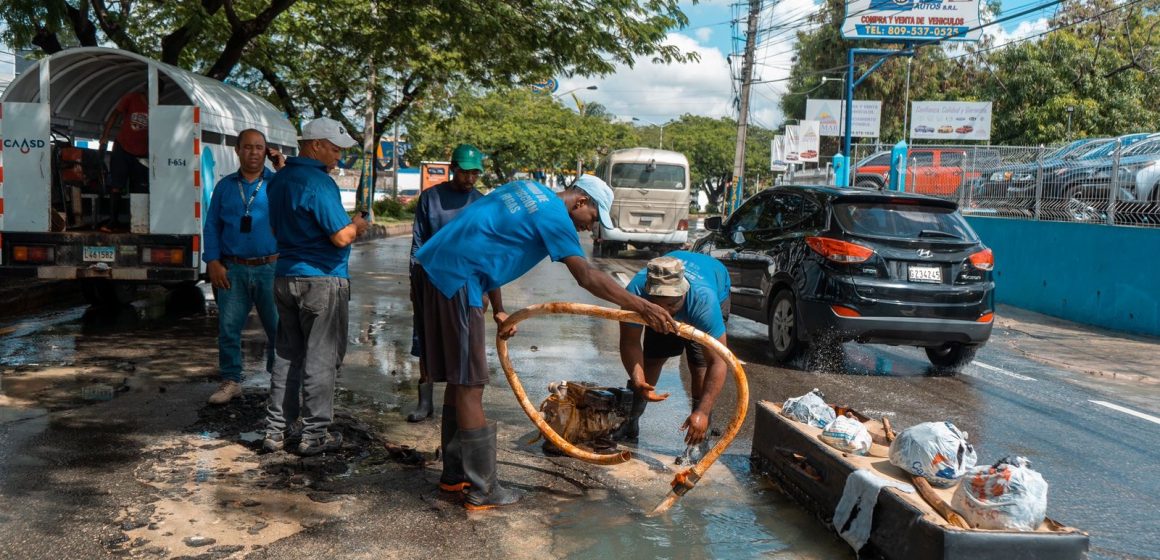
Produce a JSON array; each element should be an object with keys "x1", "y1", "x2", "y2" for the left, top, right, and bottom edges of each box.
[
  {"x1": 405, "y1": 88, "x2": 636, "y2": 186},
  {"x1": 661, "y1": 115, "x2": 776, "y2": 207},
  {"x1": 2, "y1": 0, "x2": 697, "y2": 146}
]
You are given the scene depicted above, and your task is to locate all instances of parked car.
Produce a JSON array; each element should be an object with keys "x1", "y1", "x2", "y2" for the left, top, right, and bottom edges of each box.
[
  {"x1": 693, "y1": 185, "x2": 994, "y2": 371},
  {"x1": 975, "y1": 135, "x2": 1144, "y2": 204},
  {"x1": 854, "y1": 148, "x2": 998, "y2": 195},
  {"x1": 397, "y1": 187, "x2": 421, "y2": 205},
  {"x1": 1004, "y1": 133, "x2": 1160, "y2": 211}
]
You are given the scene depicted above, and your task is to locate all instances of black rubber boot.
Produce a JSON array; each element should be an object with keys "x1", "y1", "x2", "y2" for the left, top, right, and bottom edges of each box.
[
  {"x1": 406, "y1": 381, "x2": 434, "y2": 423},
  {"x1": 611, "y1": 389, "x2": 648, "y2": 442},
  {"x1": 438, "y1": 406, "x2": 469, "y2": 492},
  {"x1": 461, "y1": 423, "x2": 523, "y2": 510}
]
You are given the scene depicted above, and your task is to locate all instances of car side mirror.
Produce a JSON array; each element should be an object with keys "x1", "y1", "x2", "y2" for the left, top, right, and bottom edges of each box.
[{"x1": 705, "y1": 216, "x2": 723, "y2": 231}]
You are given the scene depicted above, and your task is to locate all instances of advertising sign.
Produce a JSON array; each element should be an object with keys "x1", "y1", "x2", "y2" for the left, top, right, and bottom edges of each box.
[
  {"x1": 842, "y1": 0, "x2": 983, "y2": 42},
  {"x1": 910, "y1": 101, "x2": 992, "y2": 141},
  {"x1": 530, "y1": 78, "x2": 559, "y2": 94},
  {"x1": 805, "y1": 99, "x2": 882, "y2": 138},
  {"x1": 771, "y1": 136, "x2": 788, "y2": 172},
  {"x1": 798, "y1": 120, "x2": 821, "y2": 163},
  {"x1": 784, "y1": 125, "x2": 800, "y2": 162}
]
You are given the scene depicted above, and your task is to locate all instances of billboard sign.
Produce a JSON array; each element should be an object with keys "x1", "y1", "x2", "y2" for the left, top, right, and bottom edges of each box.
[
  {"x1": 910, "y1": 101, "x2": 992, "y2": 141},
  {"x1": 784, "y1": 125, "x2": 800, "y2": 162},
  {"x1": 530, "y1": 78, "x2": 559, "y2": 94},
  {"x1": 798, "y1": 120, "x2": 821, "y2": 162},
  {"x1": 842, "y1": 0, "x2": 982, "y2": 42},
  {"x1": 771, "y1": 136, "x2": 788, "y2": 172},
  {"x1": 805, "y1": 99, "x2": 882, "y2": 138}
]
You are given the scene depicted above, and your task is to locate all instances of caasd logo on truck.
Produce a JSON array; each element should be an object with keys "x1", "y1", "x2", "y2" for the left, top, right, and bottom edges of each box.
[{"x1": 2, "y1": 138, "x2": 48, "y2": 154}]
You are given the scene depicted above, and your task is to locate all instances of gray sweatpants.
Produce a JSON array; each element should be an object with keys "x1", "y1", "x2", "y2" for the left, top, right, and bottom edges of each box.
[{"x1": 266, "y1": 276, "x2": 350, "y2": 440}]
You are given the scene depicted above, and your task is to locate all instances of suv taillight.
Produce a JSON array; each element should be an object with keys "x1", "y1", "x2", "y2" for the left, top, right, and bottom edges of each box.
[
  {"x1": 806, "y1": 237, "x2": 874, "y2": 263},
  {"x1": 678, "y1": 219, "x2": 688, "y2": 231},
  {"x1": 969, "y1": 248, "x2": 994, "y2": 271}
]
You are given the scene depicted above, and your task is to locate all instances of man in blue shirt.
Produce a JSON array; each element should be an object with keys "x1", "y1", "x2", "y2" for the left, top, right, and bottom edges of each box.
[
  {"x1": 615, "y1": 252, "x2": 731, "y2": 461},
  {"x1": 406, "y1": 144, "x2": 486, "y2": 423},
  {"x1": 262, "y1": 117, "x2": 369, "y2": 457},
  {"x1": 202, "y1": 128, "x2": 285, "y2": 405},
  {"x1": 414, "y1": 175, "x2": 675, "y2": 510}
]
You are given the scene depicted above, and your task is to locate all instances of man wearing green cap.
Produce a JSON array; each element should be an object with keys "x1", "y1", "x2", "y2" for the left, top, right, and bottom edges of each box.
[{"x1": 406, "y1": 144, "x2": 489, "y2": 423}]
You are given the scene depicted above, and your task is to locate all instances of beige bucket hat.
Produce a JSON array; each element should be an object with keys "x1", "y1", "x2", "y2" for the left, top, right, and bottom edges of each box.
[{"x1": 645, "y1": 256, "x2": 690, "y2": 297}]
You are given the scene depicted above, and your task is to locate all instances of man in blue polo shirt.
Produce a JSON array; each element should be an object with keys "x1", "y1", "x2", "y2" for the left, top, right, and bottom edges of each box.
[
  {"x1": 202, "y1": 128, "x2": 285, "y2": 405},
  {"x1": 614, "y1": 251, "x2": 731, "y2": 461},
  {"x1": 262, "y1": 117, "x2": 368, "y2": 457},
  {"x1": 414, "y1": 175, "x2": 675, "y2": 510}
]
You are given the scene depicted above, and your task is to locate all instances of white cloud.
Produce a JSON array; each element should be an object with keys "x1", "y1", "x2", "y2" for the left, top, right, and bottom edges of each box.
[
  {"x1": 560, "y1": 0, "x2": 820, "y2": 131},
  {"x1": 984, "y1": 17, "x2": 1049, "y2": 48}
]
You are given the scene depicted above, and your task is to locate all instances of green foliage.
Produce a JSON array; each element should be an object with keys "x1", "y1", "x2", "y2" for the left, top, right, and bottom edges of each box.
[
  {"x1": 661, "y1": 115, "x2": 776, "y2": 206},
  {"x1": 406, "y1": 88, "x2": 637, "y2": 186},
  {"x1": 781, "y1": 0, "x2": 1160, "y2": 145},
  {"x1": 373, "y1": 197, "x2": 407, "y2": 219}
]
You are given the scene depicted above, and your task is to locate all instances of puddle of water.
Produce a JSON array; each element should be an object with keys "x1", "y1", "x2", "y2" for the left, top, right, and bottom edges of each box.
[{"x1": 546, "y1": 460, "x2": 848, "y2": 560}]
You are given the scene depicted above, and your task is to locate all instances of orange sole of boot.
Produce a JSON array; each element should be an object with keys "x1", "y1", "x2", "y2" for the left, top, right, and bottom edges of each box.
[
  {"x1": 464, "y1": 502, "x2": 502, "y2": 511},
  {"x1": 438, "y1": 482, "x2": 470, "y2": 492}
]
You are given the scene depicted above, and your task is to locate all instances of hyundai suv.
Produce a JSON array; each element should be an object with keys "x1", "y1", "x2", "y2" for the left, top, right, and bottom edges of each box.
[{"x1": 693, "y1": 185, "x2": 995, "y2": 371}]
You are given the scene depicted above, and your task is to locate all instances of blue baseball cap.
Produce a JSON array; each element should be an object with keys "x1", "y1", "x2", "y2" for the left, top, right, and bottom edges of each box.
[{"x1": 574, "y1": 175, "x2": 615, "y2": 230}]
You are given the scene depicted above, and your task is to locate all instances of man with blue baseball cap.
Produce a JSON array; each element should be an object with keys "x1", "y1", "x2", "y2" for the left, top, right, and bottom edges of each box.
[{"x1": 412, "y1": 175, "x2": 674, "y2": 510}]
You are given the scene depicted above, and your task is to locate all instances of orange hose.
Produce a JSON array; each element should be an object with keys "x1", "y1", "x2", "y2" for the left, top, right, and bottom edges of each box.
[{"x1": 495, "y1": 302, "x2": 750, "y2": 512}]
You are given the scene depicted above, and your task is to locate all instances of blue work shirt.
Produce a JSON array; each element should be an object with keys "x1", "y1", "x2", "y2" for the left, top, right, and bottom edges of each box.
[
  {"x1": 202, "y1": 168, "x2": 278, "y2": 263},
  {"x1": 627, "y1": 251, "x2": 731, "y2": 338},
  {"x1": 266, "y1": 157, "x2": 354, "y2": 278},
  {"x1": 414, "y1": 180, "x2": 584, "y2": 307},
  {"x1": 410, "y1": 181, "x2": 483, "y2": 267}
]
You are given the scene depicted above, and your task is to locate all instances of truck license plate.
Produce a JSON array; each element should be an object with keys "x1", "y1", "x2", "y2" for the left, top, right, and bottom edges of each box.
[
  {"x1": 83, "y1": 246, "x2": 116, "y2": 262},
  {"x1": 908, "y1": 265, "x2": 942, "y2": 283}
]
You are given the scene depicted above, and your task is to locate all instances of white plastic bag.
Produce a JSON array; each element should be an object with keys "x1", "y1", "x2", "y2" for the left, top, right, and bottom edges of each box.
[
  {"x1": 888, "y1": 421, "x2": 977, "y2": 487},
  {"x1": 820, "y1": 415, "x2": 873, "y2": 456},
  {"x1": 782, "y1": 389, "x2": 836, "y2": 429},
  {"x1": 952, "y1": 456, "x2": 1048, "y2": 530}
]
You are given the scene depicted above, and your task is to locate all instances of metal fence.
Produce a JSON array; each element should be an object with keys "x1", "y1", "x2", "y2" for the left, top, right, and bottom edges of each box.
[{"x1": 845, "y1": 142, "x2": 1160, "y2": 228}]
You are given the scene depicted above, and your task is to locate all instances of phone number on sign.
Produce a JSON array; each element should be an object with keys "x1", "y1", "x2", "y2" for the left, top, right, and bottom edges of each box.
[{"x1": 854, "y1": 24, "x2": 969, "y2": 37}]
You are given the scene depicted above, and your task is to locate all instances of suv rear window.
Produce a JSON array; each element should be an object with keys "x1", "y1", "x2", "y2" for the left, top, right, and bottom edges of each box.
[
  {"x1": 833, "y1": 202, "x2": 978, "y2": 241},
  {"x1": 610, "y1": 163, "x2": 686, "y2": 190}
]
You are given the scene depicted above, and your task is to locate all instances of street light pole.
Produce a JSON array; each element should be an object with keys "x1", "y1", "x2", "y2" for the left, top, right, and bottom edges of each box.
[
  {"x1": 553, "y1": 84, "x2": 598, "y2": 102},
  {"x1": 632, "y1": 117, "x2": 667, "y2": 149},
  {"x1": 1066, "y1": 106, "x2": 1075, "y2": 140}
]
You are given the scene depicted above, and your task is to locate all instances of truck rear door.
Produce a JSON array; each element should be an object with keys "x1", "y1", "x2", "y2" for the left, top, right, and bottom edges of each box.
[
  {"x1": 0, "y1": 102, "x2": 52, "y2": 234},
  {"x1": 148, "y1": 105, "x2": 201, "y2": 237}
]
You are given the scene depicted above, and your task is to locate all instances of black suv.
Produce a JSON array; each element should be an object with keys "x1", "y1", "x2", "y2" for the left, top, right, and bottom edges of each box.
[{"x1": 693, "y1": 185, "x2": 995, "y2": 371}]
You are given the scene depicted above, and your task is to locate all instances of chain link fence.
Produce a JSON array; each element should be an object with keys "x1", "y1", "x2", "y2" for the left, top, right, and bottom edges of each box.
[{"x1": 843, "y1": 141, "x2": 1160, "y2": 228}]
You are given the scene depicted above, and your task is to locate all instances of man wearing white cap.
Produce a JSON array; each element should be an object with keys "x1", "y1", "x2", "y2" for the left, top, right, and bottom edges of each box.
[
  {"x1": 613, "y1": 251, "x2": 731, "y2": 464},
  {"x1": 262, "y1": 117, "x2": 369, "y2": 456},
  {"x1": 412, "y1": 175, "x2": 675, "y2": 510}
]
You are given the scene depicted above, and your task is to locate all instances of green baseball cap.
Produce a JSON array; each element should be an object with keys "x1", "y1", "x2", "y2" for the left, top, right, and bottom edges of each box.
[{"x1": 451, "y1": 144, "x2": 485, "y2": 172}]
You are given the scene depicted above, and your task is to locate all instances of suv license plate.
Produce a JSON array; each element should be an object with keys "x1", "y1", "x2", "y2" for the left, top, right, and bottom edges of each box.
[
  {"x1": 908, "y1": 265, "x2": 942, "y2": 283},
  {"x1": 83, "y1": 246, "x2": 116, "y2": 262}
]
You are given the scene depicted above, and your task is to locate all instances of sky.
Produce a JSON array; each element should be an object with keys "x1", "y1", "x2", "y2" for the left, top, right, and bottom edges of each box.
[{"x1": 557, "y1": 0, "x2": 1057, "y2": 131}]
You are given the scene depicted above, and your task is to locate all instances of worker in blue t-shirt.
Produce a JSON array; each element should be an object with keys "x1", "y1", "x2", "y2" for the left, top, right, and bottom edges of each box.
[
  {"x1": 413, "y1": 175, "x2": 675, "y2": 510},
  {"x1": 406, "y1": 144, "x2": 486, "y2": 424},
  {"x1": 614, "y1": 251, "x2": 731, "y2": 463}
]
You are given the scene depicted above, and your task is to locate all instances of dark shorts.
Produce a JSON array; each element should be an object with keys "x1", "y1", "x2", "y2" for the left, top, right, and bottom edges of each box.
[
  {"x1": 642, "y1": 297, "x2": 731, "y2": 369},
  {"x1": 417, "y1": 266, "x2": 489, "y2": 386},
  {"x1": 109, "y1": 143, "x2": 148, "y2": 194}
]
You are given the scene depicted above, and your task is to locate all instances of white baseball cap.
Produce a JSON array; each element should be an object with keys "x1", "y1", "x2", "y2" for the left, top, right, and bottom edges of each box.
[
  {"x1": 300, "y1": 117, "x2": 357, "y2": 149},
  {"x1": 573, "y1": 175, "x2": 615, "y2": 230}
]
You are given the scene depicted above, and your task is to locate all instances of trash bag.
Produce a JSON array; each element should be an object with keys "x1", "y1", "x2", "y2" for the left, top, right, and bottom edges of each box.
[
  {"x1": 782, "y1": 389, "x2": 836, "y2": 429},
  {"x1": 820, "y1": 415, "x2": 873, "y2": 456},
  {"x1": 889, "y1": 421, "x2": 977, "y2": 487},
  {"x1": 951, "y1": 456, "x2": 1048, "y2": 530}
]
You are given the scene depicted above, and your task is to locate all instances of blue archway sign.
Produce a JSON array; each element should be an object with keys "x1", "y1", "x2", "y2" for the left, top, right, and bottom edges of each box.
[{"x1": 530, "y1": 78, "x2": 559, "y2": 95}]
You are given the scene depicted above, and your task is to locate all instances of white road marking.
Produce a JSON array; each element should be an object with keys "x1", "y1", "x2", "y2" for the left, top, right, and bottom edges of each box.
[
  {"x1": 974, "y1": 361, "x2": 1036, "y2": 381},
  {"x1": 1089, "y1": 400, "x2": 1160, "y2": 426},
  {"x1": 614, "y1": 272, "x2": 630, "y2": 287}
]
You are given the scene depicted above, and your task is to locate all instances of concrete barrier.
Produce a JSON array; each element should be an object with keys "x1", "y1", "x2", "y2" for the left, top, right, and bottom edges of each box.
[{"x1": 966, "y1": 217, "x2": 1160, "y2": 337}]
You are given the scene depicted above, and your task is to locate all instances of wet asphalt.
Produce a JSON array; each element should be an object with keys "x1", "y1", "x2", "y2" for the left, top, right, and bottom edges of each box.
[{"x1": 0, "y1": 234, "x2": 1156, "y2": 560}]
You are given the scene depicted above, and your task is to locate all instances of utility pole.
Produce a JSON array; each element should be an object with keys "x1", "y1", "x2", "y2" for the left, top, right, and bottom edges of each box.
[{"x1": 729, "y1": 0, "x2": 761, "y2": 214}]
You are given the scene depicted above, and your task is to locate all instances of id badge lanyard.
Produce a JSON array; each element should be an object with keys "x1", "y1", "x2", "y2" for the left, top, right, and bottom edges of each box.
[{"x1": 238, "y1": 177, "x2": 264, "y2": 232}]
